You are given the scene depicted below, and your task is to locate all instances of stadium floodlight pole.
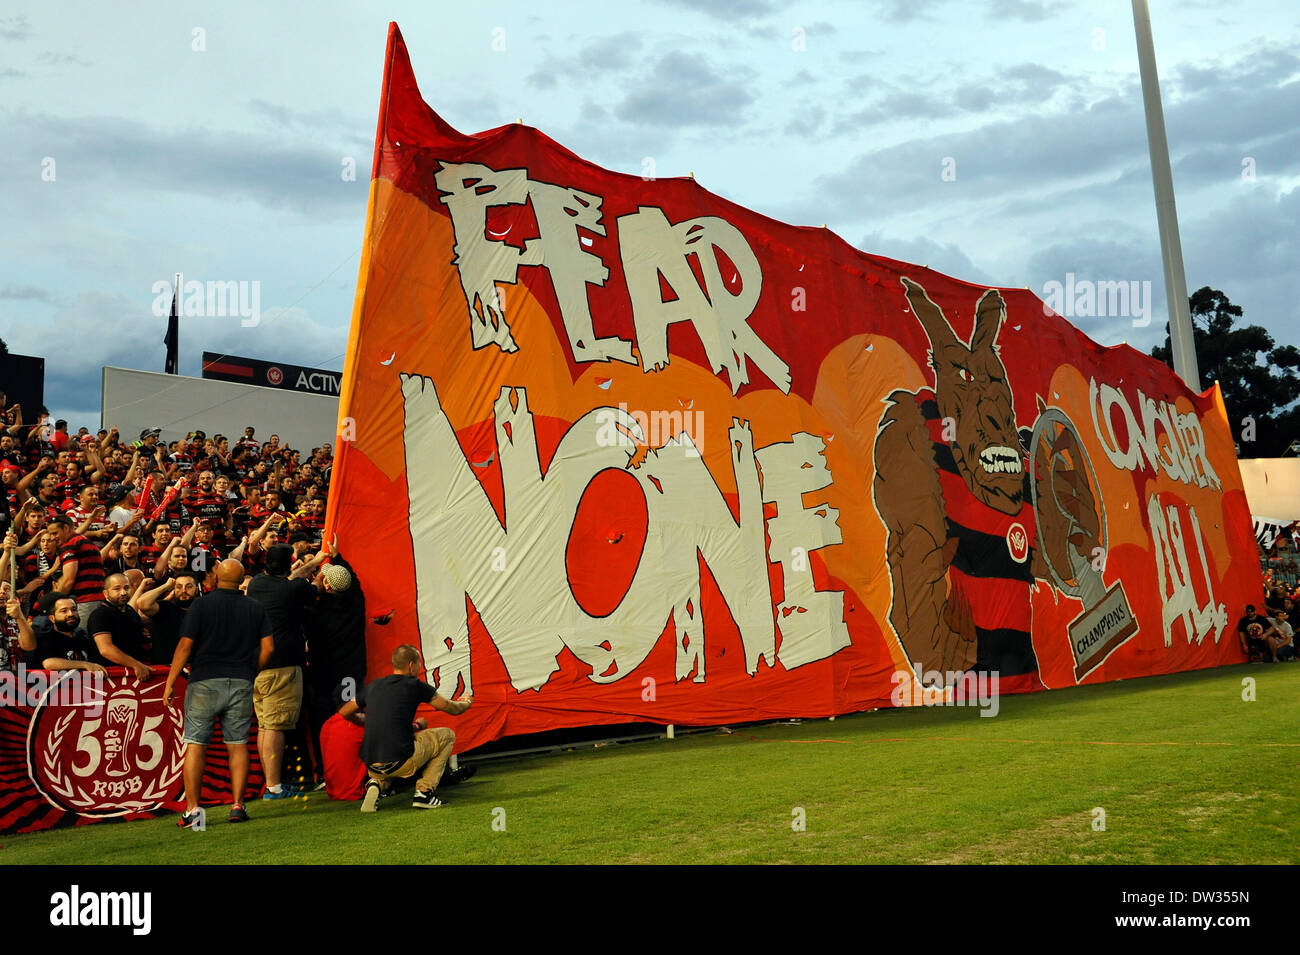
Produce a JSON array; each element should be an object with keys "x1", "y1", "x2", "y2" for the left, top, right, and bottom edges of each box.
[{"x1": 1132, "y1": 0, "x2": 1201, "y2": 392}]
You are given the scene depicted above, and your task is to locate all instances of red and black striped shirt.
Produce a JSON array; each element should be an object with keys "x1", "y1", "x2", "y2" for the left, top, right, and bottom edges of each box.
[{"x1": 57, "y1": 534, "x2": 106, "y2": 603}]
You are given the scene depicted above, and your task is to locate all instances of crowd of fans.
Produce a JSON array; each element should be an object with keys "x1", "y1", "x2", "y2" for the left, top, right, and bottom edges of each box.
[
  {"x1": 0, "y1": 402, "x2": 335, "y2": 620},
  {"x1": 0, "y1": 397, "x2": 364, "y2": 796}
]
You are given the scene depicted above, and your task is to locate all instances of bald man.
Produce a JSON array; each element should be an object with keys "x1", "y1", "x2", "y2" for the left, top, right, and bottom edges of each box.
[
  {"x1": 164, "y1": 559, "x2": 274, "y2": 827},
  {"x1": 86, "y1": 573, "x2": 151, "y2": 681}
]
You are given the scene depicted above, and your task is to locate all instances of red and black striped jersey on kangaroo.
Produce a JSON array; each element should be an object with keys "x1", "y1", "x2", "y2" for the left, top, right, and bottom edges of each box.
[{"x1": 918, "y1": 390, "x2": 1040, "y2": 680}]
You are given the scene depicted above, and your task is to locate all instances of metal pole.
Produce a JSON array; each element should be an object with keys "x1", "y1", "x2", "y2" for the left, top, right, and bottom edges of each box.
[{"x1": 1131, "y1": 0, "x2": 1201, "y2": 392}]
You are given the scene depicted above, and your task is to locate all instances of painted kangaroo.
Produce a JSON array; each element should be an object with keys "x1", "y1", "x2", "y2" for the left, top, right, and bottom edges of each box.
[{"x1": 873, "y1": 277, "x2": 1098, "y2": 685}]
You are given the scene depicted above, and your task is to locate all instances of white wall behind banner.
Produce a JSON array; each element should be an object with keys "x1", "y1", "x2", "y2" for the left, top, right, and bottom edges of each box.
[
  {"x1": 101, "y1": 366, "x2": 339, "y2": 450},
  {"x1": 1240, "y1": 458, "x2": 1300, "y2": 524}
]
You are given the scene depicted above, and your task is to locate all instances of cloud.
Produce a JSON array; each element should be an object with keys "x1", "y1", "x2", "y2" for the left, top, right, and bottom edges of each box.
[
  {"x1": 657, "y1": 0, "x2": 777, "y2": 22},
  {"x1": 1024, "y1": 237, "x2": 1164, "y2": 303},
  {"x1": 525, "y1": 31, "x2": 647, "y2": 90},
  {"x1": 876, "y1": 0, "x2": 951, "y2": 23},
  {"x1": 986, "y1": 0, "x2": 1064, "y2": 23},
  {"x1": 247, "y1": 98, "x2": 368, "y2": 139},
  {"x1": 617, "y1": 51, "x2": 755, "y2": 127},
  {"x1": 526, "y1": 69, "x2": 559, "y2": 91},
  {"x1": 834, "y1": 62, "x2": 1083, "y2": 132},
  {"x1": 998, "y1": 62, "x2": 1072, "y2": 93},
  {"x1": 38, "y1": 51, "x2": 91, "y2": 67},
  {"x1": 838, "y1": 49, "x2": 883, "y2": 64},
  {"x1": 0, "y1": 110, "x2": 372, "y2": 220},
  {"x1": 1176, "y1": 186, "x2": 1300, "y2": 358},
  {"x1": 858, "y1": 230, "x2": 999, "y2": 286},
  {"x1": 0, "y1": 284, "x2": 58, "y2": 305},
  {"x1": 784, "y1": 104, "x2": 826, "y2": 137},
  {"x1": 1010, "y1": 184, "x2": 1300, "y2": 353},
  {"x1": 1169, "y1": 46, "x2": 1300, "y2": 98},
  {"x1": 581, "y1": 31, "x2": 647, "y2": 71},
  {"x1": 812, "y1": 41, "x2": 1300, "y2": 224},
  {"x1": 0, "y1": 15, "x2": 30, "y2": 41},
  {"x1": 1185, "y1": 183, "x2": 1300, "y2": 282}
]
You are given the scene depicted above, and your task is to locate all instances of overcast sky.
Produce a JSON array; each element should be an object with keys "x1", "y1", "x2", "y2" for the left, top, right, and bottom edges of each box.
[{"x1": 2, "y1": 0, "x2": 1296, "y2": 428}]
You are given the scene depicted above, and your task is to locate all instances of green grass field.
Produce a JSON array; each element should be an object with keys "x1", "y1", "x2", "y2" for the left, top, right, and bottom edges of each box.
[{"x1": 4, "y1": 663, "x2": 1297, "y2": 864}]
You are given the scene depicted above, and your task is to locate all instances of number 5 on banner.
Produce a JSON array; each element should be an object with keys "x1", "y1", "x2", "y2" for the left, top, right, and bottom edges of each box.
[
  {"x1": 73, "y1": 718, "x2": 101, "y2": 777},
  {"x1": 137, "y1": 714, "x2": 164, "y2": 771}
]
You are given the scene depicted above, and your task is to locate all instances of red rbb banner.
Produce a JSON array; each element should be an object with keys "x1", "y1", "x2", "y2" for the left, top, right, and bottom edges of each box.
[
  {"x1": 0, "y1": 667, "x2": 263, "y2": 834},
  {"x1": 326, "y1": 24, "x2": 1262, "y2": 752}
]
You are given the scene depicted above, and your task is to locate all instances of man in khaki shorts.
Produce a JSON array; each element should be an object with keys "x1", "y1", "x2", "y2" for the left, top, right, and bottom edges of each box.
[
  {"x1": 246, "y1": 543, "x2": 315, "y2": 798},
  {"x1": 338, "y1": 644, "x2": 474, "y2": 810}
]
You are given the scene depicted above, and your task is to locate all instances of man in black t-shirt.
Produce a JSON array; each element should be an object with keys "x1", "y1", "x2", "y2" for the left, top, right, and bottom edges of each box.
[
  {"x1": 164, "y1": 559, "x2": 273, "y2": 827},
  {"x1": 86, "y1": 574, "x2": 151, "y2": 681},
  {"x1": 1237, "y1": 605, "x2": 1273, "y2": 662},
  {"x1": 135, "y1": 571, "x2": 200, "y2": 666},
  {"x1": 338, "y1": 644, "x2": 473, "y2": 811},
  {"x1": 9, "y1": 593, "x2": 105, "y2": 673}
]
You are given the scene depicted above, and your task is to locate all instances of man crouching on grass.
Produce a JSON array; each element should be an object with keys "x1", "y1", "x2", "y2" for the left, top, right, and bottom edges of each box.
[
  {"x1": 163, "y1": 559, "x2": 274, "y2": 827},
  {"x1": 338, "y1": 644, "x2": 474, "y2": 811}
]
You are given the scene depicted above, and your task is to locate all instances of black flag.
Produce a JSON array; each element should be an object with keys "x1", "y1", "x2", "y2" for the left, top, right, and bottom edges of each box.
[{"x1": 163, "y1": 279, "x2": 179, "y2": 374}]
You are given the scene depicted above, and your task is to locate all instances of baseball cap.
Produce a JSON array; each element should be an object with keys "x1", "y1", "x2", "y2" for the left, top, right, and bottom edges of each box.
[
  {"x1": 263, "y1": 543, "x2": 294, "y2": 576},
  {"x1": 321, "y1": 563, "x2": 352, "y2": 592},
  {"x1": 103, "y1": 483, "x2": 130, "y2": 506},
  {"x1": 36, "y1": 591, "x2": 66, "y2": 616},
  {"x1": 140, "y1": 428, "x2": 161, "y2": 440},
  {"x1": 289, "y1": 530, "x2": 312, "y2": 545}
]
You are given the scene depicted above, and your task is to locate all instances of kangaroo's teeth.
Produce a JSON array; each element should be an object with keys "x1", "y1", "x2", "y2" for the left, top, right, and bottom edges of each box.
[{"x1": 979, "y1": 445, "x2": 1022, "y2": 474}]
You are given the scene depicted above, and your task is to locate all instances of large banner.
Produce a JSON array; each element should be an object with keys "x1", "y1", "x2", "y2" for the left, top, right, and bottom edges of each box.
[{"x1": 327, "y1": 25, "x2": 1262, "y2": 752}]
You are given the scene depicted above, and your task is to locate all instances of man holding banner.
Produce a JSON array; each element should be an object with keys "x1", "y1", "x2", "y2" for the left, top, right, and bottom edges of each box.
[{"x1": 338, "y1": 644, "x2": 473, "y2": 812}]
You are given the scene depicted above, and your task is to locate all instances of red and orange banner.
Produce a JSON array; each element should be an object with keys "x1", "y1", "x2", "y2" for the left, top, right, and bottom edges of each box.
[{"x1": 328, "y1": 24, "x2": 1262, "y2": 751}]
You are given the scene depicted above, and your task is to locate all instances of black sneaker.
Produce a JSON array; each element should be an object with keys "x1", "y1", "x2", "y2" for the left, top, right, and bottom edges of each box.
[
  {"x1": 442, "y1": 764, "x2": 478, "y2": 787},
  {"x1": 228, "y1": 805, "x2": 249, "y2": 823},
  {"x1": 361, "y1": 780, "x2": 382, "y2": 813},
  {"x1": 177, "y1": 809, "x2": 202, "y2": 830},
  {"x1": 412, "y1": 789, "x2": 444, "y2": 809}
]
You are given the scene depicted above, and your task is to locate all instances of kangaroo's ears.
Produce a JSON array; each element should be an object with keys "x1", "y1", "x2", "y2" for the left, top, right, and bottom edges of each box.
[
  {"x1": 970, "y1": 288, "x2": 1005, "y2": 352},
  {"x1": 901, "y1": 277, "x2": 960, "y2": 351}
]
